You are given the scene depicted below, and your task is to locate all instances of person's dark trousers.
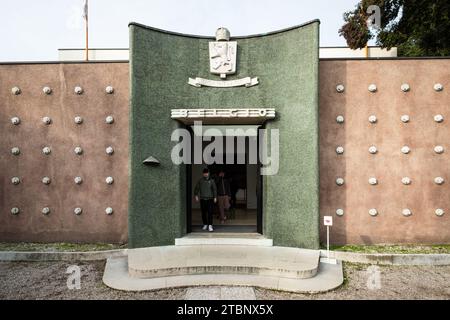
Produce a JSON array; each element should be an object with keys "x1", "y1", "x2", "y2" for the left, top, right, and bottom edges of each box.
[{"x1": 200, "y1": 199, "x2": 214, "y2": 225}]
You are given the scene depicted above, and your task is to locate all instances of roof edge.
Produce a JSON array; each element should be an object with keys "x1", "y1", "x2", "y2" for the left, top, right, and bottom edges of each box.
[
  {"x1": 0, "y1": 60, "x2": 129, "y2": 65},
  {"x1": 128, "y1": 20, "x2": 320, "y2": 40}
]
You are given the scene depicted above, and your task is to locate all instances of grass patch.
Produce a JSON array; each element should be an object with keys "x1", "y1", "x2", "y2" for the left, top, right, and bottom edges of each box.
[
  {"x1": 322, "y1": 244, "x2": 450, "y2": 254},
  {"x1": 0, "y1": 242, "x2": 127, "y2": 252}
]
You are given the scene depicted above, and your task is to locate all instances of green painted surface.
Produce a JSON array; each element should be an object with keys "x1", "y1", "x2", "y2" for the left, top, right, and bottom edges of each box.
[{"x1": 129, "y1": 22, "x2": 320, "y2": 249}]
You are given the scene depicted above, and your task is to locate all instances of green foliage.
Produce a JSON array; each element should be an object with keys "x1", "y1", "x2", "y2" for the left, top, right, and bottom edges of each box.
[
  {"x1": 339, "y1": 0, "x2": 450, "y2": 56},
  {"x1": 327, "y1": 244, "x2": 450, "y2": 254},
  {"x1": 0, "y1": 242, "x2": 127, "y2": 252}
]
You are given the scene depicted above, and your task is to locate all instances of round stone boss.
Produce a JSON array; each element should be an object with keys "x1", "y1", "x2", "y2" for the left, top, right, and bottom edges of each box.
[
  {"x1": 368, "y1": 177, "x2": 378, "y2": 185},
  {"x1": 368, "y1": 84, "x2": 377, "y2": 92},
  {"x1": 434, "y1": 83, "x2": 443, "y2": 92},
  {"x1": 106, "y1": 146, "x2": 114, "y2": 155},
  {"x1": 401, "y1": 83, "x2": 410, "y2": 92},
  {"x1": 42, "y1": 116, "x2": 52, "y2": 125},
  {"x1": 74, "y1": 116, "x2": 83, "y2": 124},
  {"x1": 336, "y1": 209, "x2": 344, "y2": 216},
  {"x1": 401, "y1": 146, "x2": 410, "y2": 154},
  {"x1": 434, "y1": 114, "x2": 444, "y2": 123},
  {"x1": 11, "y1": 177, "x2": 21, "y2": 185},
  {"x1": 105, "y1": 176, "x2": 114, "y2": 185},
  {"x1": 336, "y1": 178, "x2": 345, "y2": 186},
  {"x1": 435, "y1": 209, "x2": 445, "y2": 217},
  {"x1": 369, "y1": 146, "x2": 378, "y2": 154},
  {"x1": 369, "y1": 208, "x2": 378, "y2": 216},
  {"x1": 74, "y1": 176, "x2": 83, "y2": 185},
  {"x1": 42, "y1": 207, "x2": 50, "y2": 215},
  {"x1": 11, "y1": 87, "x2": 21, "y2": 95},
  {"x1": 105, "y1": 207, "x2": 114, "y2": 215},
  {"x1": 11, "y1": 207, "x2": 20, "y2": 215},
  {"x1": 11, "y1": 147, "x2": 20, "y2": 155},
  {"x1": 434, "y1": 177, "x2": 445, "y2": 185},
  {"x1": 105, "y1": 116, "x2": 114, "y2": 124},
  {"x1": 368, "y1": 115, "x2": 377, "y2": 123},
  {"x1": 43, "y1": 86, "x2": 52, "y2": 95},
  {"x1": 42, "y1": 176, "x2": 51, "y2": 185},
  {"x1": 42, "y1": 146, "x2": 51, "y2": 155},
  {"x1": 336, "y1": 146, "x2": 344, "y2": 154},
  {"x1": 74, "y1": 146, "x2": 83, "y2": 155},
  {"x1": 336, "y1": 115, "x2": 345, "y2": 124},
  {"x1": 336, "y1": 84, "x2": 345, "y2": 93},
  {"x1": 74, "y1": 86, "x2": 83, "y2": 94},
  {"x1": 11, "y1": 117, "x2": 20, "y2": 125},
  {"x1": 402, "y1": 209, "x2": 412, "y2": 217},
  {"x1": 105, "y1": 86, "x2": 114, "y2": 94},
  {"x1": 434, "y1": 146, "x2": 444, "y2": 154},
  {"x1": 74, "y1": 207, "x2": 83, "y2": 215},
  {"x1": 401, "y1": 115, "x2": 410, "y2": 123},
  {"x1": 402, "y1": 177, "x2": 412, "y2": 185}
]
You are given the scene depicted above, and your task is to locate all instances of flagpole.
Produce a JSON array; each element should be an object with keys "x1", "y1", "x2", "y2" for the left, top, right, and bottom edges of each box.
[{"x1": 85, "y1": 0, "x2": 89, "y2": 61}]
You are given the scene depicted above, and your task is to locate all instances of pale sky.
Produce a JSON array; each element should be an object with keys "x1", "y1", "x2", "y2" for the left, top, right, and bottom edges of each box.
[{"x1": 0, "y1": 0, "x2": 360, "y2": 62}]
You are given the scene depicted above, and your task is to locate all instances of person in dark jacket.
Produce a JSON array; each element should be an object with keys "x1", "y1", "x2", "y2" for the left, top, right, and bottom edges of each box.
[
  {"x1": 194, "y1": 168, "x2": 217, "y2": 232},
  {"x1": 215, "y1": 170, "x2": 231, "y2": 224}
]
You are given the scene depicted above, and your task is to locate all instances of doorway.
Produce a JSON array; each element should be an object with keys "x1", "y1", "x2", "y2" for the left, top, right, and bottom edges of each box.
[{"x1": 186, "y1": 125, "x2": 263, "y2": 234}]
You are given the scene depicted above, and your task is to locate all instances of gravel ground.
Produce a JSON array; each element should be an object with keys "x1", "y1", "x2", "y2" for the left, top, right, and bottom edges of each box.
[{"x1": 0, "y1": 261, "x2": 449, "y2": 300}]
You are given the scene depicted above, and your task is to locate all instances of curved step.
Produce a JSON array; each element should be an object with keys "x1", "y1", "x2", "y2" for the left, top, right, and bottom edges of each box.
[
  {"x1": 103, "y1": 256, "x2": 344, "y2": 293},
  {"x1": 128, "y1": 245, "x2": 320, "y2": 280}
]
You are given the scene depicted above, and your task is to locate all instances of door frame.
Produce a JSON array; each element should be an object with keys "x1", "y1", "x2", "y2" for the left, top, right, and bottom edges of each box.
[{"x1": 185, "y1": 125, "x2": 263, "y2": 234}]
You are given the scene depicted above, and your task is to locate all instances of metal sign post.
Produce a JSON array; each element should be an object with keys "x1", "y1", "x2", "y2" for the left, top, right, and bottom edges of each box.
[{"x1": 320, "y1": 216, "x2": 337, "y2": 264}]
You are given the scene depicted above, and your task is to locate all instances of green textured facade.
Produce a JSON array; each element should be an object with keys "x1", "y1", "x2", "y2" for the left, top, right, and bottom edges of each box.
[{"x1": 129, "y1": 21, "x2": 320, "y2": 249}]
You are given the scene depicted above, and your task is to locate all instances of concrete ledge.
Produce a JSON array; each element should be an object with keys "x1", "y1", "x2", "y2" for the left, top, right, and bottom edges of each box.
[
  {"x1": 0, "y1": 249, "x2": 128, "y2": 262},
  {"x1": 103, "y1": 257, "x2": 344, "y2": 293},
  {"x1": 1, "y1": 248, "x2": 449, "y2": 266},
  {"x1": 321, "y1": 250, "x2": 450, "y2": 265}
]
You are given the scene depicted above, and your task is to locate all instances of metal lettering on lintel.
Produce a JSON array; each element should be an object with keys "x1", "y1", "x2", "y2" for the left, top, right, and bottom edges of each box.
[{"x1": 171, "y1": 108, "x2": 275, "y2": 124}]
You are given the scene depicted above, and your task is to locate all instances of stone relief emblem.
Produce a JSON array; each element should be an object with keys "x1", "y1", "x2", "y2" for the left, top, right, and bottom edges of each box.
[
  {"x1": 188, "y1": 27, "x2": 258, "y2": 88},
  {"x1": 209, "y1": 29, "x2": 237, "y2": 79}
]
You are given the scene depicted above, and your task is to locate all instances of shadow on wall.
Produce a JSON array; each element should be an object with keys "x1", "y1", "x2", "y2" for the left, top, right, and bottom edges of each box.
[{"x1": 319, "y1": 61, "x2": 347, "y2": 246}]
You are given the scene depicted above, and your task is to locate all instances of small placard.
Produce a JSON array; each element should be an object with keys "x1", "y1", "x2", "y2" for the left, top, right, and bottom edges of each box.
[{"x1": 324, "y1": 216, "x2": 333, "y2": 226}]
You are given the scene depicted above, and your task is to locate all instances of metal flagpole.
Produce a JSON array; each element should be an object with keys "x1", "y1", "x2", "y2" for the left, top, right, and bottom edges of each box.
[{"x1": 84, "y1": 0, "x2": 89, "y2": 61}]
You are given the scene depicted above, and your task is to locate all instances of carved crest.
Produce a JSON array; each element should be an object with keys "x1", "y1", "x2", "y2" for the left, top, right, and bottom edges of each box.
[{"x1": 209, "y1": 41, "x2": 237, "y2": 78}]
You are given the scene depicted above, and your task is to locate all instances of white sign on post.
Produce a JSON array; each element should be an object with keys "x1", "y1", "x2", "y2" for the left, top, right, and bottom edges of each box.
[{"x1": 321, "y1": 215, "x2": 337, "y2": 264}]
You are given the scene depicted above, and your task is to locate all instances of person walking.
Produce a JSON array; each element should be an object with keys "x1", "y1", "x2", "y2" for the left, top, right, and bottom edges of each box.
[
  {"x1": 194, "y1": 168, "x2": 217, "y2": 232},
  {"x1": 216, "y1": 170, "x2": 231, "y2": 224}
]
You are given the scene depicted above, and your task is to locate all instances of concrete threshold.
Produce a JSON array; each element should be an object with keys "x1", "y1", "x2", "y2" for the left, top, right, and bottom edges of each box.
[{"x1": 175, "y1": 233, "x2": 273, "y2": 246}]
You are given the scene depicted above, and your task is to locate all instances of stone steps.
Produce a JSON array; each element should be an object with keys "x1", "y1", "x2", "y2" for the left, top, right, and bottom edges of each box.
[
  {"x1": 103, "y1": 256, "x2": 344, "y2": 293},
  {"x1": 175, "y1": 233, "x2": 273, "y2": 246},
  {"x1": 128, "y1": 245, "x2": 320, "y2": 279}
]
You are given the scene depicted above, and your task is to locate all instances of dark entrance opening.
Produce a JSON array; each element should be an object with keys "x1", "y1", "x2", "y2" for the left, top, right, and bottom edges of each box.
[{"x1": 186, "y1": 125, "x2": 263, "y2": 234}]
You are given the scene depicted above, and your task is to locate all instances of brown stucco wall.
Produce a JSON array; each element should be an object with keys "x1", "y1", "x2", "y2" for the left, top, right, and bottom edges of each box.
[
  {"x1": 0, "y1": 62, "x2": 129, "y2": 243},
  {"x1": 319, "y1": 59, "x2": 450, "y2": 245},
  {"x1": 1, "y1": 58, "x2": 449, "y2": 246}
]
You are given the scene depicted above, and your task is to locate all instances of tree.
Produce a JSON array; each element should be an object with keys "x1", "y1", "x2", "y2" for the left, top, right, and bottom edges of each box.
[{"x1": 339, "y1": 0, "x2": 450, "y2": 56}]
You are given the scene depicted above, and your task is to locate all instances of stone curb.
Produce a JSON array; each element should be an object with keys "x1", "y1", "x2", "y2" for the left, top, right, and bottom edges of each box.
[
  {"x1": 320, "y1": 250, "x2": 450, "y2": 266},
  {"x1": 1, "y1": 249, "x2": 449, "y2": 265},
  {"x1": 0, "y1": 249, "x2": 128, "y2": 262}
]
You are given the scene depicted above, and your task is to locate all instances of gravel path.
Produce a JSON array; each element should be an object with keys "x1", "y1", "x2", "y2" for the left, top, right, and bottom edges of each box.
[{"x1": 0, "y1": 261, "x2": 449, "y2": 300}]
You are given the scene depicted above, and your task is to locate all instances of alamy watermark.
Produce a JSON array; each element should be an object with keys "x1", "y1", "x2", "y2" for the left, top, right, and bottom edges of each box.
[
  {"x1": 366, "y1": 4, "x2": 381, "y2": 30},
  {"x1": 366, "y1": 265, "x2": 382, "y2": 290},
  {"x1": 171, "y1": 121, "x2": 279, "y2": 175},
  {"x1": 66, "y1": 265, "x2": 81, "y2": 290}
]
